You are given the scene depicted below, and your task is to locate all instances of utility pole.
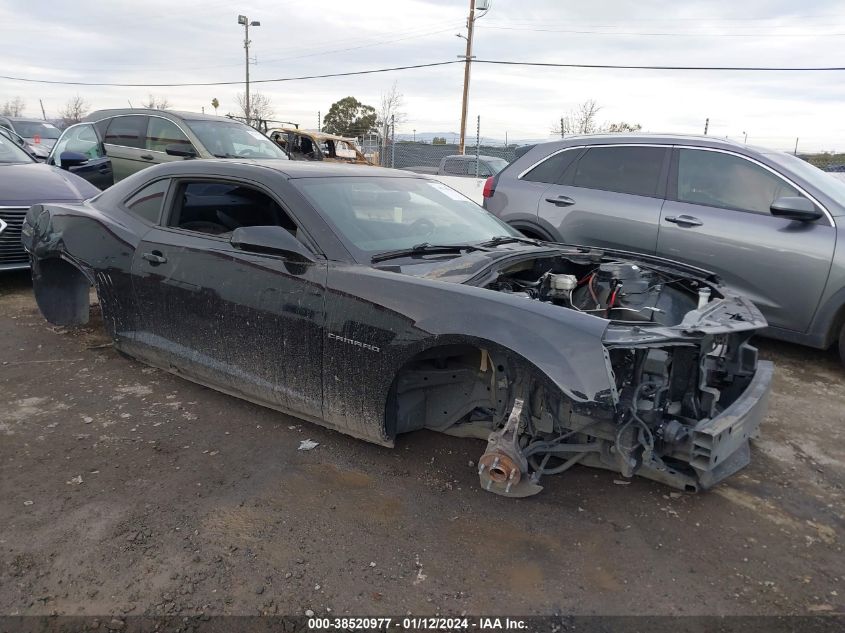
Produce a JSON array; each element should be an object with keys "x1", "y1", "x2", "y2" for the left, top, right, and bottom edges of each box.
[
  {"x1": 743, "y1": 131, "x2": 748, "y2": 144},
  {"x1": 238, "y1": 14, "x2": 261, "y2": 124},
  {"x1": 413, "y1": 129, "x2": 416, "y2": 142},
  {"x1": 457, "y1": 0, "x2": 489, "y2": 155},
  {"x1": 318, "y1": 111, "x2": 321, "y2": 131},
  {"x1": 794, "y1": 137, "x2": 799, "y2": 155},
  {"x1": 703, "y1": 118, "x2": 709, "y2": 135},
  {"x1": 560, "y1": 117, "x2": 565, "y2": 139},
  {"x1": 39, "y1": 99, "x2": 47, "y2": 121}
]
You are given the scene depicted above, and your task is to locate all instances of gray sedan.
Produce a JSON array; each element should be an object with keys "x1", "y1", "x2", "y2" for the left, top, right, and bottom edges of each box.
[{"x1": 484, "y1": 134, "x2": 845, "y2": 364}]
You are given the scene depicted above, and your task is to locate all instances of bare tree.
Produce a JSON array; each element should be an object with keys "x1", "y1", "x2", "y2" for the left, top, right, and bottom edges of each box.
[
  {"x1": 141, "y1": 94, "x2": 171, "y2": 110},
  {"x1": 60, "y1": 95, "x2": 91, "y2": 126},
  {"x1": 551, "y1": 100, "x2": 641, "y2": 137},
  {"x1": 377, "y1": 81, "x2": 406, "y2": 140},
  {"x1": 571, "y1": 99, "x2": 602, "y2": 134},
  {"x1": 1, "y1": 96, "x2": 26, "y2": 117},
  {"x1": 605, "y1": 121, "x2": 642, "y2": 133},
  {"x1": 236, "y1": 92, "x2": 274, "y2": 125}
]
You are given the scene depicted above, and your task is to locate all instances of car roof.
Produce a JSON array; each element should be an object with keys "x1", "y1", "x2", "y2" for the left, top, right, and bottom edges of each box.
[
  {"x1": 444, "y1": 154, "x2": 507, "y2": 161},
  {"x1": 2, "y1": 117, "x2": 57, "y2": 123},
  {"x1": 83, "y1": 108, "x2": 244, "y2": 123},
  {"x1": 533, "y1": 133, "x2": 755, "y2": 150},
  {"x1": 147, "y1": 158, "x2": 424, "y2": 179}
]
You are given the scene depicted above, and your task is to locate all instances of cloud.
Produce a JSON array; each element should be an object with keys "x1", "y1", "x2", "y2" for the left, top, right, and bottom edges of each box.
[{"x1": 1, "y1": 0, "x2": 842, "y2": 151}]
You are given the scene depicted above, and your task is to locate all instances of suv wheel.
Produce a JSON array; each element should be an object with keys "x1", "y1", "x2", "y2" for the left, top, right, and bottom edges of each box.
[{"x1": 839, "y1": 322, "x2": 845, "y2": 367}]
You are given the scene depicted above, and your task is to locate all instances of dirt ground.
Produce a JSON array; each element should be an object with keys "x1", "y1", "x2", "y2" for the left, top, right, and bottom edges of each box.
[{"x1": 1, "y1": 270, "x2": 843, "y2": 618}]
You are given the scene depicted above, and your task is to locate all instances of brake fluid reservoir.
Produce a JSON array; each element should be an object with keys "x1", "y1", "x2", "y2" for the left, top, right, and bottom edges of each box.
[{"x1": 548, "y1": 274, "x2": 578, "y2": 300}]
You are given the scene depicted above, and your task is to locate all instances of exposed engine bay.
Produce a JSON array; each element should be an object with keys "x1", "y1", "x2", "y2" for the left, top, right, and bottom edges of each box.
[
  {"x1": 483, "y1": 254, "x2": 716, "y2": 327},
  {"x1": 394, "y1": 251, "x2": 771, "y2": 497}
]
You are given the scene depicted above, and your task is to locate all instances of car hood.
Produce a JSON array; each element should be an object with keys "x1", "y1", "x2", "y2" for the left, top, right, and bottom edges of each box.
[
  {"x1": 0, "y1": 162, "x2": 100, "y2": 205},
  {"x1": 378, "y1": 242, "x2": 721, "y2": 286}
]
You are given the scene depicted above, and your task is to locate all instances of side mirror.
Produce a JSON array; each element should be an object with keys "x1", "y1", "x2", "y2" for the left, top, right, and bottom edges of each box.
[
  {"x1": 229, "y1": 225, "x2": 316, "y2": 262},
  {"x1": 770, "y1": 197, "x2": 822, "y2": 222},
  {"x1": 59, "y1": 151, "x2": 89, "y2": 169},
  {"x1": 165, "y1": 144, "x2": 197, "y2": 158}
]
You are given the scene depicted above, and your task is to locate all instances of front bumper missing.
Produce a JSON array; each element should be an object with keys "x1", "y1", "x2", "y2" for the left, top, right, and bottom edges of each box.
[
  {"x1": 585, "y1": 359, "x2": 774, "y2": 492},
  {"x1": 478, "y1": 361, "x2": 774, "y2": 496}
]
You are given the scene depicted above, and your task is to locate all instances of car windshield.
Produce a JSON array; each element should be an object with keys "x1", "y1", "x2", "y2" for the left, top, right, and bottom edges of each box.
[
  {"x1": 762, "y1": 151, "x2": 845, "y2": 202},
  {"x1": 0, "y1": 132, "x2": 34, "y2": 163},
  {"x1": 292, "y1": 176, "x2": 521, "y2": 260},
  {"x1": 12, "y1": 121, "x2": 61, "y2": 140},
  {"x1": 184, "y1": 120, "x2": 287, "y2": 159}
]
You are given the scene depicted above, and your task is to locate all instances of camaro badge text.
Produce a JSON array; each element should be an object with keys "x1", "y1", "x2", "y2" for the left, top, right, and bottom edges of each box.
[{"x1": 328, "y1": 332, "x2": 380, "y2": 353}]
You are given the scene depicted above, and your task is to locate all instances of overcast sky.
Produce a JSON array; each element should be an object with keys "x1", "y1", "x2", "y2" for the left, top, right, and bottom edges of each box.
[{"x1": 1, "y1": 0, "x2": 844, "y2": 151}]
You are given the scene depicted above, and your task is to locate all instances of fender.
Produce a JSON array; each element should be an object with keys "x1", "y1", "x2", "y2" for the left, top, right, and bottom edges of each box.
[{"x1": 323, "y1": 265, "x2": 614, "y2": 444}]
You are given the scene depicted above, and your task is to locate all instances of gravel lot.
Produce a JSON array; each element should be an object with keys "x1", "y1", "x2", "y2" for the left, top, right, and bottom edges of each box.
[{"x1": 1, "y1": 270, "x2": 843, "y2": 617}]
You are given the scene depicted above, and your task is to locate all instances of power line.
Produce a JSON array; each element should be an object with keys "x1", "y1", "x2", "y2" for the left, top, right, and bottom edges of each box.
[
  {"x1": 473, "y1": 59, "x2": 845, "y2": 71},
  {"x1": 2, "y1": 58, "x2": 845, "y2": 89},
  {"x1": 0, "y1": 61, "x2": 462, "y2": 87},
  {"x1": 481, "y1": 25, "x2": 845, "y2": 37}
]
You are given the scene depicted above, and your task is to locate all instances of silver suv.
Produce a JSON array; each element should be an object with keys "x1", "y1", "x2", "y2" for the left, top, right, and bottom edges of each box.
[
  {"x1": 484, "y1": 134, "x2": 845, "y2": 364},
  {"x1": 47, "y1": 109, "x2": 287, "y2": 188}
]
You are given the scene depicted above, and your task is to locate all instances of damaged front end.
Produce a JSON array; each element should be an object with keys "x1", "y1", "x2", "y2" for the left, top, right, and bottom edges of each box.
[{"x1": 473, "y1": 252, "x2": 773, "y2": 496}]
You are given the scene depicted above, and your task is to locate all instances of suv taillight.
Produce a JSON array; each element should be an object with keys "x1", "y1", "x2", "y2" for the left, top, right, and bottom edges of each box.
[{"x1": 482, "y1": 176, "x2": 495, "y2": 198}]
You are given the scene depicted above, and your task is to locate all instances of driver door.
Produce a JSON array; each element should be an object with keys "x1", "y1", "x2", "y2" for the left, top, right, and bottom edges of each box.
[
  {"x1": 48, "y1": 123, "x2": 113, "y2": 189},
  {"x1": 130, "y1": 177, "x2": 327, "y2": 419}
]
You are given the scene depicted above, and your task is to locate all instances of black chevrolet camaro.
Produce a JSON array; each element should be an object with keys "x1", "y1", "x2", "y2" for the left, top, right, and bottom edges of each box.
[{"x1": 22, "y1": 160, "x2": 773, "y2": 496}]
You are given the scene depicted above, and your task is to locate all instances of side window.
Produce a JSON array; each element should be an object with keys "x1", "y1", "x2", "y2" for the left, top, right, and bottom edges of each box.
[
  {"x1": 167, "y1": 181, "x2": 299, "y2": 237},
  {"x1": 677, "y1": 149, "x2": 804, "y2": 215},
  {"x1": 521, "y1": 149, "x2": 580, "y2": 184},
  {"x1": 477, "y1": 162, "x2": 493, "y2": 177},
  {"x1": 125, "y1": 179, "x2": 170, "y2": 223},
  {"x1": 103, "y1": 115, "x2": 147, "y2": 149},
  {"x1": 53, "y1": 125, "x2": 105, "y2": 166},
  {"x1": 572, "y1": 146, "x2": 667, "y2": 197},
  {"x1": 145, "y1": 118, "x2": 193, "y2": 153},
  {"x1": 443, "y1": 159, "x2": 464, "y2": 175}
]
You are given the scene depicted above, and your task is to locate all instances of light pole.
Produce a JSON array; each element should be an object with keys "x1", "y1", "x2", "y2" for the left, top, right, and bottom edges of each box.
[
  {"x1": 457, "y1": 0, "x2": 489, "y2": 155},
  {"x1": 238, "y1": 14, "x2": 261, "y2": 125},
  {"x1": 743, "y1": 131, "x2": 748, "y2": 144}
]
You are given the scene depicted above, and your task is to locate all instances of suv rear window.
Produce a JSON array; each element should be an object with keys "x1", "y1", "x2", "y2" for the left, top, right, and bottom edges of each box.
[{"x1": 571, "y1": 146, "x2": 667, "y2": 197}]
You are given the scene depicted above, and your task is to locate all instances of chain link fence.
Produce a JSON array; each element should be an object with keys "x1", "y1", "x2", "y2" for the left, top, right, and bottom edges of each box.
[{"x1": 374, "y1": 140, "x2": 526, "y2": 171}]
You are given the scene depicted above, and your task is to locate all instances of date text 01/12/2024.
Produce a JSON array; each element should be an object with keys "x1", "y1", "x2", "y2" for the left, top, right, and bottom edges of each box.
[{"x1": 306, "y1": 617, "x2": 528, "y2": 630}]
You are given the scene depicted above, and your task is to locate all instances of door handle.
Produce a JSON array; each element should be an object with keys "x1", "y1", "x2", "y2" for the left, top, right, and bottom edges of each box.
[
  {"x1": 545, "y1": 195, "x2": 576, "y2": 206},
  {"x1": 140, "y1": 154, "x2": 154, "y2": 160},
  {"x1": 664, "y1": 215, "x2": 703, "y2": 227},
  {"x1": 98, "y1": 166, "x2": 111, "y2": 173},
  {"x1": 142, "y1": 251, "x2": 167, "y2": 265}
]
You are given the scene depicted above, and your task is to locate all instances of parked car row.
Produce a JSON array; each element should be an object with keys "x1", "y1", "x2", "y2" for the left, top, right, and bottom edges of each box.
[{"x1": 3, "y1": 107, "x2": 844, "y2": 496}]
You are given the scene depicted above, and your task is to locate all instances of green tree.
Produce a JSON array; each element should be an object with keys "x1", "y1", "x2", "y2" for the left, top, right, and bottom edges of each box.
[
  {"x1": 432, "y1": 136, "x2": 447, "y2": 145},
  {"x1": 322, "y1": 96, "x2": 377, "y2": 137}
]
